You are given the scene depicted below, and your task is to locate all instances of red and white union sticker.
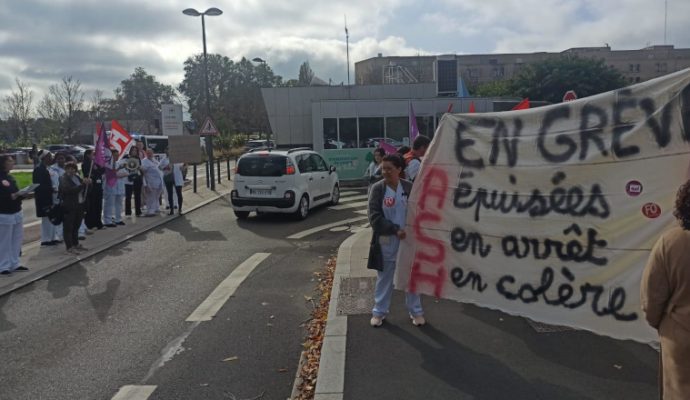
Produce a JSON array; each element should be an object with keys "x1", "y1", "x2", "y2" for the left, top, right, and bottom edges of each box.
[{"x1": 642, "y1": 202, "x2": 662, "y2": 219}]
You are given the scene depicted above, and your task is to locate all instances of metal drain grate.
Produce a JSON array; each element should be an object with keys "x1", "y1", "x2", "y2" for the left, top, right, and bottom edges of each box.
[{"x1": 336, "y1": 277, "x2": 377, "y2": 315}]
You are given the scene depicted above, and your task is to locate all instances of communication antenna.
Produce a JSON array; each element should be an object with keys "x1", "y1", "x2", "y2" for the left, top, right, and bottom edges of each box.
[
  {"x1": 345, "y1": 15, "x2": 350, "y2": 86},
  {"x1": 664, "y1": 0, "x2": 668, "y2": 45}
]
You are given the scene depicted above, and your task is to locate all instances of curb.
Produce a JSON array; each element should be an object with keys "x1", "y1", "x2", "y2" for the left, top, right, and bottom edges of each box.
[
  {"x1": 0, "y1": 191, "x2": 231, "y2": 298},
  {"x1": 312, "y1": 229, "x2": 367, "y2": 400}
]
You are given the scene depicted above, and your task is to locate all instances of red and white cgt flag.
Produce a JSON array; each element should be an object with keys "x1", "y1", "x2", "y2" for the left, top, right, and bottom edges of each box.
[{"x1": 110, "y1": 120, "x2": 133, "y2": 159}]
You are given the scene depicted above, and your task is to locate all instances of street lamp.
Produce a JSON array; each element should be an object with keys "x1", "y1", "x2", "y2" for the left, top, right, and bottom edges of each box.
[
  {"x1": 251, "y1": 57, "x2": 271, "y2": 146},
  {"x1": 183, "y1": 7, "x2": 222, "y2": 191}
]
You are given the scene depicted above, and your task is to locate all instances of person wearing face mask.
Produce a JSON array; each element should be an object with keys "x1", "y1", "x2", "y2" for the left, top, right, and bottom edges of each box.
[{"x1": 367, "y1": 153, "x2": 425, "y2": 328}]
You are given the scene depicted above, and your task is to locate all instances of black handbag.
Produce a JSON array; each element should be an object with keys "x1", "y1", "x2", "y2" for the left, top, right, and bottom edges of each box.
[
  {"x1": 367, "y1": 235, "x2": 384, "y2": 271},
  {"x1": 48, "y1": 204, "x2": 64, "y2": 226}
]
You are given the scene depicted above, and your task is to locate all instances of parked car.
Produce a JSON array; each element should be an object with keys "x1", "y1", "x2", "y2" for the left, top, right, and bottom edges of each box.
[
  {"x1": 45, "y1": 144, "x2": 86, "y2": 161},
  {"x1": 230, "y1": 148, "x2": 340, "y2": 220},
  {"x1": 244, "y1": 139, "x2": 275, "y2": 152}
]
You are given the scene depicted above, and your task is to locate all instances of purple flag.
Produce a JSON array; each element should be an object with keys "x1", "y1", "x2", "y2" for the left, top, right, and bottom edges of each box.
[
  {"x1": 409, "y1": 103, "x2": 420, "y2": 142},
  {"x1": 94, "y1": 122, "x2": 108, "y2": 167}
]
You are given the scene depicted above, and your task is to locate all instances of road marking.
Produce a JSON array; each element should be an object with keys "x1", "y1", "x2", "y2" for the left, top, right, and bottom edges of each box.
[
  {"x1": 338, "y1": 194, "x2": 368, "y2": 202},
  {"x1": 186, "y1": 252, "x2": 271, "y2": 322},
  {"x1": 354, "y1": 209, "x2": 368, "y2": 215},
  {"x1": 111, "y1": 385, "x2": 157, "y2": 400},
  {"x1": 339, "y1": 191, "x2": 359, "y2": 196},
  {"x1": 287, "y1": 216, "x2": 368, "y2": 239},
  {"x1": 329, "y1": 200, "x2": 368, "y2": 210},
  {"x1": 23, "y1": 220, "x2": 41, "y2": 228}
]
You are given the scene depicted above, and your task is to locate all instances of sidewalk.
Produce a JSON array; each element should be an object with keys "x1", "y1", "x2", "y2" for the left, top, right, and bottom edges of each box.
[
  {"x1": 316, "y1": 229, "x2": 660, "y2": 400},
  {"x1": 1, "y1": 179, "x2": 233, "y2": 297}
]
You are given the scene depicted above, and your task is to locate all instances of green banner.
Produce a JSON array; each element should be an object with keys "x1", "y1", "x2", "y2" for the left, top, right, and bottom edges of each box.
[{"x1": 322, "y1": 149, "x2": 374, "y2": 181}]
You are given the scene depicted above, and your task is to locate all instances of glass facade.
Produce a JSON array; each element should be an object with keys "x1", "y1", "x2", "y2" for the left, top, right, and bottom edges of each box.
[{"x1": 323, "y1": 114, "x2": 434, "y2": 150}]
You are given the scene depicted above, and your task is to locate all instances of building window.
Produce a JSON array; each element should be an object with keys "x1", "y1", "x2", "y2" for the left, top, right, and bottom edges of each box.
[
  {"x1": 338, "y1": 118, "x2": 357, "y2": 149},
  {"x1": 323, "y1": 118, "x2": 338, "y2": 149},
  {"x1": 468, "y1": 68, "x2": 480, "y2": 78},
  {"x1": 656, "y1": 62, "x2": 667, "y2": 72},
  {"x1": 415, "y1": 116, "x2": 435, "y2": 139},
  {"x1": 636, "y1": 64, "x2": 641, "y2": 72},
  {"x1": 492, "y1": 66, "x2": 505, "y2": 78},
  {"x1": 358, "y1": 117, "x2": 384, "y2": 148},
  {"x1": 636, "y1": 77, "x2": 641, "y2": 83},
  {"x1": 629, "y1": 64, "x2": 634, "y2": 72},
  {"x1": 385, "y1": 117, "x2": 410, "y2": 147},
  {"x1": 488, "y1": 58, "x2": 498, "y2": 65}
]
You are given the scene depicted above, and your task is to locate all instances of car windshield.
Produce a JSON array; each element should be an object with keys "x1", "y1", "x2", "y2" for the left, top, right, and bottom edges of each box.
[{"x1": 237, "y1": 154, "x2": 286, "y2": 177}]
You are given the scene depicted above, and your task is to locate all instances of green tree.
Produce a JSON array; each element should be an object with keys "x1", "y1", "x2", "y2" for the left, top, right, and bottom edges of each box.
[
  {"x1": 298, "y1": 61, "x2": 315, "y2": 86},
  {"x1": 510, "y1": 55, "x2": 627, "y2": 104},
  {"x1": 178, "y1": 54, "x2": 282, "y2": 138},
  {"x1": 113, "y1": 67, "x2": 177, "y2": 133},
  {"x1": 471, "y1": 79, "x2": 515, "y2": 97}
]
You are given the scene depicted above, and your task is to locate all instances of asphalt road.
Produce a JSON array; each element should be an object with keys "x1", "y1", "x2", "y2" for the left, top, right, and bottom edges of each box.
[{"x1": 0, "y1": 188, "x2": 369, "y2": 400}]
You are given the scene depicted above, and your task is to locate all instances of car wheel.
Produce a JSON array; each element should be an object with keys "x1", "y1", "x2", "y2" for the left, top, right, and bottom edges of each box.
[
  {"x1": 234, "y1": 211, "x2": 250, "y2": 220},
  {"x1": 294, "y1": 195, "x2": 309, "y2": 220},
  {"x1": 330, "y1": 185, "x2": 340, "y2": 205}
]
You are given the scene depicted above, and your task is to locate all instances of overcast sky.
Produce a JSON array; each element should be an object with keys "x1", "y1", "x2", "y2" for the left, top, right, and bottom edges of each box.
[{"x1": 1, "y1": 0, "x2": 689, "y2": 103}]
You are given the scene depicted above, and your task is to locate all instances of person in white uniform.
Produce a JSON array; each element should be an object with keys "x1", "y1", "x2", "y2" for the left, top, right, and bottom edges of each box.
[
  {"x1": 367, "y1": 154, "x2": 424, "y2": 327},
  {"x1": 49, "y1": 152, "x2": 66, "y2": 242},
  {"x1": 103, "y1": 149, "x2": 128, "y2": 226},
  {"x1": 141, "y1": 149, "x2": 163, "y2": 216},
  {"x1": 0, "y1": 155, "x2": 29, "y2": 275}
]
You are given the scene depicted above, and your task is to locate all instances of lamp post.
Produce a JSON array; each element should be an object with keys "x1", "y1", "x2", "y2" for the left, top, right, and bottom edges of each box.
[
  {"x1": 251, "y1": 57, "x2": 271, "y2": 146},
  {"x1": 183, "y1": 7, "x2": 222, "y2": 190}
]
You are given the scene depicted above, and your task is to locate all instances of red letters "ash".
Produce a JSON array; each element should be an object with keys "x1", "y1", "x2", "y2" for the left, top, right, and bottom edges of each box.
[{"x1": 409, "y1": 167, "x2": 449, "y2": 298}]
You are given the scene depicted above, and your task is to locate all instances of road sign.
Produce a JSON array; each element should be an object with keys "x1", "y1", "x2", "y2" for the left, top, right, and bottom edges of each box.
[
  {"x1": 168, "y1": 135, "x2": 202, "y2": 164},
  {"x1": 198, "y1": 117, "x2": 219, "y2": 136},
  {"x1": 562, "y1": 90, "x2": 578, "y2": 102},
  {"x1": 161, "y1": 104, "x2": 184, "y2": 136}
]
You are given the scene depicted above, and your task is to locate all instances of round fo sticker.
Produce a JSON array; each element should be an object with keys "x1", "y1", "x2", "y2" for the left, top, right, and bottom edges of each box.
[
  {"x1": 642, "y1": 202, "x2": 662, "y2": 219},
  {"x1": 383, "y1": 196, "x2": 396, "y2": 207},
  {"x1": 625, "y1": 180, "x2": 643, "y2": 196},
  {"x1": 1, "y1": 180, "x2": 9, "y2": 187}
]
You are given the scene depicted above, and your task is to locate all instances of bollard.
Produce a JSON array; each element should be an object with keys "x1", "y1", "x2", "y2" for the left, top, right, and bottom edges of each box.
[
  {"x1": 193, "y1": 164, "x2": 197, "y2": 193},
  {"x1": 226, "y1": 158, "x2": 231, "y2": 181},
  {"x1": 217, "y1": 158, "x2": 221, "y2": 185},
  {"x1": 205, "y1": 161, "x2": 210, "y2": 188}
]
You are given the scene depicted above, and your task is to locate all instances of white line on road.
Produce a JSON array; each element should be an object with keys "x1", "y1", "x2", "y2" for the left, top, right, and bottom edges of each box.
[
  {"x1": 338, "y1": 194, "x2": 368, "y2": 202},
  {"x1": 338, "y1": 191, "x2": 359, "y2": 196},
  {"x1": 186, "y1": 252, "x2": 271, "y2": 322},
  {"x1": 329, "y1": 200, "x2": 368, "y2": 210},
  {"x1": 287, "y1": 216, "x2": 368, "y2": 240},
  {"x1": 111, "y1": 385, "x2": 157, "y2": 400},
  {"x1": 23, "y1": 220, "x2": 41, "y2": 228}
]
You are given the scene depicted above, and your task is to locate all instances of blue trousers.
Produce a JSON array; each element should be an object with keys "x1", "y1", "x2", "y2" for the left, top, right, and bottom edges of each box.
[{"x1": 373, "y1": 260, "x2": 423, "y2": 318}]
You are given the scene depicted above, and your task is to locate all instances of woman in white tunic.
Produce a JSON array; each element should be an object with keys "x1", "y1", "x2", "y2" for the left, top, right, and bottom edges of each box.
[
  {"x1": 141, "y1": 149, "x2": 163, "y2": 216},
  {"x1": 367, "y1": 154, "x2": 424, "y2": 327},
  {"x1": 0, "y1": 155, "x2": 29, "y2": 275},
  {"x1": 102, "y1": 149, "x2": 129, "y2": 226}
]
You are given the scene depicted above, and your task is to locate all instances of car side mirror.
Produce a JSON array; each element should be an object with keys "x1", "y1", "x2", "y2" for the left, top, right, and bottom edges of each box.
[{"x1": 329, "y1": 165, "x2": 336, "y2": 174}]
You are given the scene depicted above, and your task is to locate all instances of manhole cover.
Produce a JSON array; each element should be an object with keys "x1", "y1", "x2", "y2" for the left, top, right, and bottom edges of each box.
[{"x1": 337, "y1": 277, "x2": 377, "y2": 315}]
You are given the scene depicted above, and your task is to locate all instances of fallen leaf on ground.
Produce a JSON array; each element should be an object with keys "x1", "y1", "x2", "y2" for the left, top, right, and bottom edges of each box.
[
  {"x1": 278, "y1": 368, "x2": 288, "y2": 372},
  {"x1": 222, "y1": 356, "x2": 239, "y2": 362},
  {"x1": 304, "y1": 295, "x2": 313, "y2": 301},
  {"x1": 613, "y1": 364, "x2": 623, "y2": 369}
]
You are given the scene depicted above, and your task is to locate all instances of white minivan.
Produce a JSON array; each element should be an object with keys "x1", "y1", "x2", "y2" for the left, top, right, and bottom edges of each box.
[{"x1": 230, "y1": 148, "x2": 340, "y2": 220}]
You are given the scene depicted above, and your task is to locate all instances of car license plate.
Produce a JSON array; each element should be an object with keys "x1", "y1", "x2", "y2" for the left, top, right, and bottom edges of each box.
[{"x1": 251, "y1": 189, "x2": 272, "y2": 196}]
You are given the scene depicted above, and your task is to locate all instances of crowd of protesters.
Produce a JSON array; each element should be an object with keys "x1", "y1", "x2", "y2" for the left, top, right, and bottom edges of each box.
[{"x1": 0, "y1": 141, "x2": 185, "y2": 275}]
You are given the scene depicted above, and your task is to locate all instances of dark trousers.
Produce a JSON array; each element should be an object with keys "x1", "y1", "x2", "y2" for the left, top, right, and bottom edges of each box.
[
  {"x1": 165, "y1": 181, "x2": 183, "y2": 213},
  {"x1": 84, "y1": 186, "x2": 104, "y2": 229},
  {"x1": 63, "y1": 204, "x2": 83, "y2": 249},
  {"x1": 125, "y1": 181, "x2": 142, "y2": 216}
]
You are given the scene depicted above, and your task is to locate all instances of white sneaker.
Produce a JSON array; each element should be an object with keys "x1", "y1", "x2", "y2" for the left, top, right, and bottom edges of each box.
[
  {"x1": 410, "y1": 314, "x2": 426, "y2": 327},
  {"x1": 370, "y1": 315, "x2": 385, "y2": 327}
]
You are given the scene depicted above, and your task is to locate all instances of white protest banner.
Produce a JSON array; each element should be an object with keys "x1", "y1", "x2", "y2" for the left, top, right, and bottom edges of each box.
[{"x1": 396, "y1": 68, "x2": 690, "y2": 342}]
